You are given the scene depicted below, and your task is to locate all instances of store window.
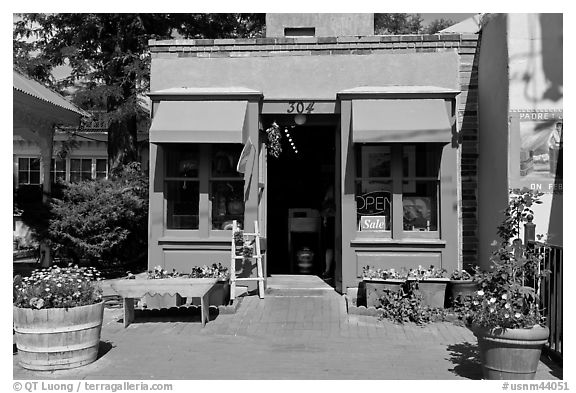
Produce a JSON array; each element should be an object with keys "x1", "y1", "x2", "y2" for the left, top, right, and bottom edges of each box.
[
  {"x1": 210, "y1": 145, "x2": 244, "y2": 230},
  {"x1": 165, "y1": 145, "x2": 200, "y2": 230},
  {"x1": 164, "y1": 144, "x2": 244, "y2": 232},
  {"x1": 18, "y1": 157, "x2": 41, "y2": 185},
  {"x1": 355, "y1": 144, "x2": 442, "y2": 237}
]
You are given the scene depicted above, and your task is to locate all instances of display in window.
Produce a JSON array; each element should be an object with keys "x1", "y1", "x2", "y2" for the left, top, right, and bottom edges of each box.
[
  {"x1": 357, "y1": 145, "x2": 391, "y2": 178},
  {"x1": 212, "y1": 146, "x2": 242, "y2": 177},
  {"x1": 166, "y1": 181, "x2": 199, "y2": 229},
  {"x1": 211, "y1": 181, "x2": 244, "y2": 230},
  {"x1": 166, "y1": 146, "x2": 199, "y2": 178},
  {"x1": 355, "y1": 181, "x2": 391, "y2": 231},
  {"x1": 402, "y1": 181, "x2": 438, "y2": 231}
]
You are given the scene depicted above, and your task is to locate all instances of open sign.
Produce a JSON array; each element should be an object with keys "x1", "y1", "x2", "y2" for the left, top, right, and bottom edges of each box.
[{"x1": 356, "y1": 191, "x2": 390, "y2": 215}]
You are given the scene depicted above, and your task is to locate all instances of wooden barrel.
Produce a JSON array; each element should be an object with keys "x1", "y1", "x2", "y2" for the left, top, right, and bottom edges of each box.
[{"x1": 13, "y1": 301, "x2": 104, "y2": 371}]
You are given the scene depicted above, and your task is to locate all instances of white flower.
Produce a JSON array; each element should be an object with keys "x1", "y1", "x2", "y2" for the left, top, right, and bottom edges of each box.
[
  {"x1": 56, "y1": 283, "x2": 62, "y2": 287},
  {"x1": 489, "y1": 297, "x2": 496, "y2": 304},
  {"x1": 504, "y1": 303, "x2": 511, "y2": 309},
  {"x1": 501, "y1": 294, "x2": 508, "y2": 300},
  {"x1": 515, "y1": 313, "x2": 522, "y2": 318},
  {"x1": 477, "y1": 290, "x2": 484, "y2": 296},
  {"x1": 504, "y1": 313, "x2": 510, "y2": 318},
  {"x1": 45, "y1": 288, "x2": 50, "y2": 292},
  {"x1": 489, "y1": 307, "x2": 495, "y2": 313}
]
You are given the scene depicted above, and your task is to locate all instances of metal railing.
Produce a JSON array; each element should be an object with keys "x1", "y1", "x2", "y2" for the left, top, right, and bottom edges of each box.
[{"x1": 529, "y1": 239, "x2": 563, "y2": 362}]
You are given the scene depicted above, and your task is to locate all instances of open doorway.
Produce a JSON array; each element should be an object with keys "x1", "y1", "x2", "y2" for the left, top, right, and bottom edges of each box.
[{"x1": 266, "y1": 117, "x2": 337, "y2": 280}]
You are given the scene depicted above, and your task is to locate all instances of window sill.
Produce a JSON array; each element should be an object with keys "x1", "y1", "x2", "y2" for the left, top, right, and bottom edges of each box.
[
  {"x1": 158, "y1": 236, "x2": 229, "y2": 245},
  {"x1": 350, "y1": 238, "x2": 446, "y2": 247}
]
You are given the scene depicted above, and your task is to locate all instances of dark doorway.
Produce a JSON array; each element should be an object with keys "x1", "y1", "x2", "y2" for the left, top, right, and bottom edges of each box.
[{"x1": 266, "y1": 120, "x2": 336, "y2": 277}]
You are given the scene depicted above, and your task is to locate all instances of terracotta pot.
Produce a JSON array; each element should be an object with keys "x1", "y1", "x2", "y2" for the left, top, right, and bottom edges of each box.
[
  {"x1": 473, "y1": 324, "x2": 550, "y2": 380},
  {"x1": 13, "y1": 302, "x2": 104, "y2": 371}
]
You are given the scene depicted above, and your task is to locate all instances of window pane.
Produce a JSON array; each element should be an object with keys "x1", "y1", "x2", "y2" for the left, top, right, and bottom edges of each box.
[
  {"x1": 19, "y1": 158, "x2": 29, "y2": 171},
  {"x1": 82, "y1": 172, "x2": 92, "y2": 181},
  {"x1": 29, "y1": 171, "x2": 40, "y2": 184},
  {"x1": 81, "y1": 159, "x2": 92, "y2": 173},
  {"x1": 402, "y1": 180, "x2": 438, "y2": 231},
  {"x1": 18, "y1": 171, "x2": 29, "y2": 184},
  {"x1": 166, "y1": 181, "x2": 199, "y2": 229},
  {"x1": 355, "y1": 180, "x2": 392, "y2": 230},
  {"x1": 211, "y1": 181, "x2": 244, "y2": 230},
  {"x1": 212, "y1": 145, "x2": 242, "y2": 178},
  {"x1": 96, "y1": 159, "x2": 107, "y2": 173},
  {"x1": 55, "y1": 158, "x2": 66, "y2": 172},
  {"x1": 70, "y1": 172, "x2": 81, "y2": 183},
  {"x1": 70, "y1": 159, "x2": 81, "y2": 172},
  {"x1": 166, "y1": 145, "x2": 199, "y2": 178},
  {"x1": 30, "y1": 158, "x2": 40, "y2": 171},
  {"x1": 403, "y1": 144, "x2": 442, "y2": 178},
  {"x1": 356, "y1": 145, "x2": 391, "y2": 178}
]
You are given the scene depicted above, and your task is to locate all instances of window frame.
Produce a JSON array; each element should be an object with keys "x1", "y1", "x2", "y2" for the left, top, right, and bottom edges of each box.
[
  {"x1": 17, "y1": 157, "x2": 41, "y2": 185},
  {"x1": 15, "y1": 156, "x2": 108, "y2": 187},
  {"x1": 354, "y1": 143, "x2": 441, "y2": 240},
  {"x1": 162, "y1": 144, "x2": 245, "y2": 239}
]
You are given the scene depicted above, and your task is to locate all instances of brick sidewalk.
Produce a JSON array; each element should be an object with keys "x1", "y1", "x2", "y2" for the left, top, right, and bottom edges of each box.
[{"x1": 13, "y1": 286, "x2": 562, "y2": 380}]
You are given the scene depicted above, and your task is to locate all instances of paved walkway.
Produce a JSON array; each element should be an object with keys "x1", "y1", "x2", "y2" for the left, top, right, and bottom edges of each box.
[{"x1": 13, "y1": 275, "x2": 562, "y2": 380}]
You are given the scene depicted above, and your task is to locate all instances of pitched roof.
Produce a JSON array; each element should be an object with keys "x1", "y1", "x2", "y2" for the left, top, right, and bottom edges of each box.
[
  {"x1": 13, "y1": 69, "x2": 90, "y2": 117},
  {"x1": 439, "y1": 14, "x2": 484, "y2": 34}
]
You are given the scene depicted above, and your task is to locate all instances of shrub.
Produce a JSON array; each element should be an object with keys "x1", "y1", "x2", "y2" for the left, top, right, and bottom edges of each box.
[
  {"x1": 378, "y1": 282, "x2": 447, "y2": 325},
  {"x1": 13, "y1": 265, "x2": 102, "y2": 309},
  {"x1": 48, "y1": 162, "x2": 148, "y2": 269}
]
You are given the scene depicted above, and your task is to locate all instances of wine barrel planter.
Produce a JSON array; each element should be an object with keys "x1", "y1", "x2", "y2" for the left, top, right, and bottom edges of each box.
[
  {"x1": 13, "y1": 301, "x2": 104, "y2": 371},
  {"x1": 416, "y1": 279, "x2": 449, "y2": 308},
  {"x1": 473, "y1": 324, "x2": 550, "y2": 380},
  {"x1": 364, "y1": 279, "x2": 405, "y2": 308}
]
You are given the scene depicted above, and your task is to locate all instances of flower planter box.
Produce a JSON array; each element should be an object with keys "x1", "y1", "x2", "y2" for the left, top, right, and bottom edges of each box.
[
  {"x1": 447, "y1": 279, "x2": 479, "y2": 306},
  {"x1": 363, "y1": 278, "x2": 405, "y2": 308},
  {"x1": 415, "y1": 278, "x2": 449, "y2": 308},
  {"x1": 13, "y1": 301, "x2": 104, "y2": 371}
]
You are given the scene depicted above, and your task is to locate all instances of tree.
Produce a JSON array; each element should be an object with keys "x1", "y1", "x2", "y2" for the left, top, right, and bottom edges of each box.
[
  {"x1": 374, "y1": 13, "x2": 424, "y2": 35},
  {"x1": 13, "y1": 14, "x2": 265, "y2": 174},
  {"x1": 425, "y1": 18, "x2": 455, "y2": 34}
]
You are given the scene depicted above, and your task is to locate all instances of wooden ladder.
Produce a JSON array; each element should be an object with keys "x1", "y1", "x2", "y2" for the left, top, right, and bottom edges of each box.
[{"x1": 230, "y1": 220, "x2": 265, "y2": 300}]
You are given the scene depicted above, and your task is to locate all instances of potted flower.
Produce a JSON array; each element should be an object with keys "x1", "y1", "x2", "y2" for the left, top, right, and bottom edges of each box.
[
  {"x1": 13, "y1": 264, "x2": 104, "y2": 370},
  {"x1": 409, "y1": 265, "x2": 450, "y2": 309},
  {"x1": 447, "y1": 267, "x2": 479, "y2": 308},
  {"x1": 361, "y1": 266, "x2": 405, "y2": 308},
  {"x1": 470, "y1": 188, "x2": 549, "y2": 380}
]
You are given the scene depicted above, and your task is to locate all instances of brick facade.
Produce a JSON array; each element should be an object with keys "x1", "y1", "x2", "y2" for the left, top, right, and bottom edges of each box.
[{"x1": 149, "y1": 33, "x2": 480, "y2": 268}]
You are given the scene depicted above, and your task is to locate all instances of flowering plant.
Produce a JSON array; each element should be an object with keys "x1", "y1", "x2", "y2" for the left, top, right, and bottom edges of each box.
[
  {"x1": 450, "y1": 269, "x2": 473, "y2": 280},
  {"x1": 147, "y1": 266, "x2": 182, "y2": 279},
  {"x1": 407, "y1": 265, "x2": 448, "y2": 280},
  {"x1": 265, "y1": 122, "x2": 282, "y2": 158},
  {"x1": 189, "y1": 263, "x2": 229, "y2": 279},
  {"x1": 13, "y1": 265, "x2": 102, "y2": 309},
  {"x1": 469, "y1": 189, "x2": 547, "y2": 330},
  {"x1": 362, "y1": 266, "x2": 402, "y2": 280}
]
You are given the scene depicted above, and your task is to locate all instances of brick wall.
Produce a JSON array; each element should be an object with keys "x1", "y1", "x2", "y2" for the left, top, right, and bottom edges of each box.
[{"x1": 149, "y1": 33, "x2": 480, "y2": 268}]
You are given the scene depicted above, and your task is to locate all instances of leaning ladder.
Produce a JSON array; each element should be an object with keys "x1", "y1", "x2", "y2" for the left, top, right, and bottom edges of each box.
[{"x1": 230, "y1": 220, "x2": 265, "y2": 300}]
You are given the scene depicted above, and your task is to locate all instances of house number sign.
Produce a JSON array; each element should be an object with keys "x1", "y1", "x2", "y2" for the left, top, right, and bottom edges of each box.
[{"x1": 286, "y1": 101, "x2": 315, "y2": 114}]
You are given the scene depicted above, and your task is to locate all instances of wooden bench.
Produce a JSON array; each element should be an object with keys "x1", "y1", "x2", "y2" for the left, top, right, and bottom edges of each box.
[{"x1": 110, "y1": 278, "x2": 222, "y2": 328}]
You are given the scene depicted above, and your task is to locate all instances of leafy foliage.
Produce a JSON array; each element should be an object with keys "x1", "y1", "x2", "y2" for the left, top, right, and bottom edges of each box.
[
  {"x1": 424, "y1": 18, "x2": 455, "y2": 34},
  {"x1": 374, "y1": 13, "x2": 424, "y2": 34},
  {"x1": 48, "y1": 162, "x2": 148, "y2": 267},
  {"x1": 265, "y1": 122, "x2": 283, "y2": 158},
  {"x1": 13, "y1": 14, "x2": 265, "y2": 171},
  {"x1": 450, "y1": 269, "x2": 473, "y2": 280},
  {"x1": 14, "y1": 265, "x2": 102, "y2": 309},
  {"x1": 378, "y1": 282, "x2": 447, "y2": 325},
  {"x1": 144, "y1": 263, "x2": 229, "y2": 279},
  {"x1": 469, "y1": 189, "x2": 548, "y2": 329}
]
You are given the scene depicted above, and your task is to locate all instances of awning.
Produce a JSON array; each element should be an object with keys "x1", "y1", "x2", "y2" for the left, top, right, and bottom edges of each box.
[
  {"x1": 352, "y1": 99, "x2": 453, "y2": 143},
  {"x1": 149, "y1": 100, "x2": 247, "y2": 143}
]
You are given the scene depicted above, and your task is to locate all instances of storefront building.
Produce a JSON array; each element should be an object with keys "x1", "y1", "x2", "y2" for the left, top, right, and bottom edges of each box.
[{"x1": 147, "y1": 14, "x2": 480, "y2": 295}]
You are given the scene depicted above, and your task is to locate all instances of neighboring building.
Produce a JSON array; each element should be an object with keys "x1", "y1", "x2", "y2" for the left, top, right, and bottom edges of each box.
[
  {"x1": 147, "y1": 13, "x2": 480, "y2": 296},
  {"x1": 476, "y1": 13, "x2": 562, "y2": 266}
]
